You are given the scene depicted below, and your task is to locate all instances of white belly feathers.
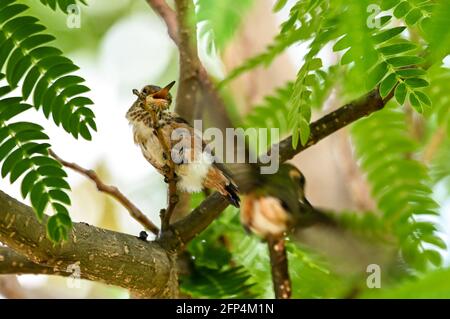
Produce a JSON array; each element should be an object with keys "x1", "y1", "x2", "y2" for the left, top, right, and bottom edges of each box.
[{"x1": 132, "y1": 121, "x2": 213, "y2": 193}]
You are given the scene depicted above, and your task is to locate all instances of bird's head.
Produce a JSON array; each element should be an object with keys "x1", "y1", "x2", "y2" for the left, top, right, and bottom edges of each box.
[
  {"x1": 240, "y1": 164, "x2": 311, "y2": 238},
  {"x1": 127, "y1": 81, "x2": 176, "y2": 120}
]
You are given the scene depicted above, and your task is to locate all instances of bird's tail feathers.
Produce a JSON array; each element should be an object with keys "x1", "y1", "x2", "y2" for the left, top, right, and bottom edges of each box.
[{"x1": 225, "y1": 182, "x2": 240, "y2": 208}]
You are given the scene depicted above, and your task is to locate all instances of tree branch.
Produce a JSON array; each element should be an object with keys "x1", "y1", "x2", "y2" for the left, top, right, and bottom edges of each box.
[
  {"x1": 167, "y1": 89, "x2": 392, "y2": 246},
  {"x1": 145, "y1": 0, "x2": 179, "y2": 44},
  {"x1": 275, "y1": 89, "x2": 387, "y2": 163},
  {"x1": 173, "y1": 0, "x2": 202, "y2": 119},
  {"x1": 158, "y1": 192, "x2": 229, "y2": 250},
  {"x1": 145, "y1": 0, "x2": 395, "y2": 248},
  {"x1": 49, "y1": 150, "x2": 159, "y2": 236},
  {"x1": 0, "y1": 246, "x2": 67, "y2": 276},
  {"x1": 0, "y1": 190, "x2": 174, "y2": 298},
  {"x1": 267, "y1": 236, "x2": 291, "y2": 299},
  {"x1": 149, "y1": 0, "x2": 234, "y2": 128}
]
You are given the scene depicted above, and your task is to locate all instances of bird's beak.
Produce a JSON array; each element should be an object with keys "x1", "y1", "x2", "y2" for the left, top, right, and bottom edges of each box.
[{"x1": 153, "y1": 81, "x2": 176, "y2": 99}]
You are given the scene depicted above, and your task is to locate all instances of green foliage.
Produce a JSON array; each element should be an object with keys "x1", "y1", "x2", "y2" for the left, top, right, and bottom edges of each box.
[
  {"x1": 38, "y1": 0, "x2": 87, "y2": 13},
  {"x1": 289, "y1": 58, "x2": 322, "y2": 147},
  {"x1": 332, "y1": 0, "x2": 431, "y2": 112},
  {"x1": 352, "y1": 105, "x2": 445, "y2": 271},
  {"x1": 182, "y1": 198, "x2": 349, "y2": 299},
  {"x1": 362, "y1": 267, "x2": 450, "y2": 298},
  {"x1": 196, "y1": 0, "x2": 254, "y2": 52},
  {"x1": 423, "y1": 0, "x2": 450, "y2": 62},
  {"x1": 0, "y1": 82, "x2": 72, "y2": 241},
  {"x1": 380, "y1": 0, "x2": 432, "y2": 27},
  {"x1": 180, "y1": 194, "x2": 256, "y2": 298},
  {"x1": 424, "y1": 66, "x2": 450, "y2": 194},
  {"x1": 337, "y1": 211, "x2": 390, "y2": 241},
  {"x1": 273, "y1": 0, "x2": 289, "y2": 12},
  {"x1": 181, "y1": 265, "x2": 256, "y2": 299},
  {"x1": 0, "y1": 1, "x2": 96, "y2": 241},
  {"x1": 431, "y1": 140, "x2": 450, "y2": 196},
  {"x1": 219, "y1": 29, "x2": 302, "y2": 87},
  {"x1": 0, "y1": 0, "x2": 96, "y2": 139},
  {"x1": 244, "y1": 82, "x2": 293, "y2": 139},
  {"x1": 425, "y1": 66, "x2": 450, "y2": 134},
  {"x1": 220, "y1": 0, "x2": 328, "y2": 87}
]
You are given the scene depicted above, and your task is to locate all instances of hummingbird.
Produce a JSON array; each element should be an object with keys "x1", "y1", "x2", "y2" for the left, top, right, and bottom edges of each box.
[
  {"x1": 241, "y1": 163, "x2": 314, "y2": 238},
  {"x1": 126, "y1": 81, "x2": 240, "y2": 207}
]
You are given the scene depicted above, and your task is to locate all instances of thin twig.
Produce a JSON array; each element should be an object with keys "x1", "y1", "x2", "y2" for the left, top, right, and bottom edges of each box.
[
  {"x1": 141, "y1": 97, "x2": 179, "y2": 232},
  {"x1": 48, "y1": 150, "x2": 159, "y2": 235},
  {"x1": 145, "y1": 0, "x2": 179, "y2": 44},
  {"x1": 267, "y1": 236, "x2": 291, "y2": 299}
]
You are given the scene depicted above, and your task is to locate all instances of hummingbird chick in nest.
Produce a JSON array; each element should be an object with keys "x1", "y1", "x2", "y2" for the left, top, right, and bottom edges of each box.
[{"x1": 126, "y1": 81, "x2": 240, "y2": 207}]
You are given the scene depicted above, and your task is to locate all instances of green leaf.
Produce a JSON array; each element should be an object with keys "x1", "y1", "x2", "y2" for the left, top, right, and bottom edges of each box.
[
  {"x1": 333, "y1": 35, "x2": 351, "y2": 52},
  {"x1": 425, "y1": 0, "x2": 450, "y2": 61},
  {"x1": 42, "y1": 177, "x2": 70, "y2": 190},
  {"x1": 47, "y1": 213, "x2": 72, "y2": 242},
  {"x1": 395, "y1": 82, "x2": 407, "y2": 105},
  {"x1": 20, "y1": 170, "x2": 38, "y2": 197},
  {"x1": 405, "y1": 8, "x2": 422, "y2": 26},
  {"x1": 405, "y1": 78, "x2": 429, "y2": 88},
  {"x1": 9, "y1": 158, "x2": 32, "y2": 183},
  {"x1": 386, "y1": 56, "x2": 424, "y2": 68},
  {"x1": 1, "y1": 146, "x2": 24, "y2": 178},
  {"x1": 378, "y1": 43, "x2": 417, "y2": 56},
  {"x1": 373, "y1": 27, "x2": 406, "y2": 44},
  {"x1": 381, "y1": 0, "x2": 399, "y2": 10},
  {"x1": 291, "y1": 121, "x2": 299, "y2": 149},
  {"x1": 393, "y1": 1, "x2": 411, "y2": 18},
  {"x1": 396, "y1": 68, "x2": 427, "y2": 78},
  {"x1": 380, "y1": 73, "x2": 397, "y2": 98},
  {"x1": 414, "y1": 91, "x2": 431, "y2": 107},
  {"x1": 273, "y1": 0, "x2": 288, "y2": 12},
  {"x1": 0, "y1": 138, "x2": 16, "y2": 162},
  {"x1": 309, "y1": 58, "x2": 323, "y2": 70},
  {"x1": 38, "y1": 0, "x2": 88, "y2": 13},
  {"x1": 299, "y1": 116, "x2": 310, "y2": 146},
  {"x1": 37, "y1": 165, "x2": 67, "y2": 178},
  {"x1": 367, "y1": 62, "x2": 388, "y2": 89},
  {"x1": 424, "y1": 250, "x2": 442, "y2": 267},
  {"x1": 32, "y1": 156, "x2": 60, "y2": 167},
  {"x1": 30, "y1": 182, "x2": 47, "y2": 220},
  {"x1": 49, "y1": 189, "x2": 71, "y2": 205},
  {"x1": 409, "y1": 93, "x2": 423, "y2": 113}
]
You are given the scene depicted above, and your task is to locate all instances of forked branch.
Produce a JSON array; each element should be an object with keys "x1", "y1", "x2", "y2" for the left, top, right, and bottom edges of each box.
[{"x1": 49, "y1": 150, "x2": 159, "y2": 235}]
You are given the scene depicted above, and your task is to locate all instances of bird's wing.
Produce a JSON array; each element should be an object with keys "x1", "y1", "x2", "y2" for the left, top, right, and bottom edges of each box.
[{"x1": 159, "y1": 120, "x2": 204, "y2": 164}]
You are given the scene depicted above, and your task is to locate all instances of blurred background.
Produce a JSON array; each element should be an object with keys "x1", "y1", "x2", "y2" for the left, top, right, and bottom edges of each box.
[{"x1": 0, "y1": 0, "x2": 449, "y2": 298}]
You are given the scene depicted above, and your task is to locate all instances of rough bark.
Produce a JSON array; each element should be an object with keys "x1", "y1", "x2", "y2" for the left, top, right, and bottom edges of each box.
[{"x1": 0, "y1": 190, "x2": 173, "y2": 298}]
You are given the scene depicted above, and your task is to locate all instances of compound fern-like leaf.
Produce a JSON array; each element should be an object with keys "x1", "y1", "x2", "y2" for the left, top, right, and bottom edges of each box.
[{"x1": 0, "y1": 1, "x2": 96, "y2": 140}]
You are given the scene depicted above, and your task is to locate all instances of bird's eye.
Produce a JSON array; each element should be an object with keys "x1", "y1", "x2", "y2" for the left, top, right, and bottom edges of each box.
[{"x1": 298, "y1": 174, "x2": 306, "y2": 188}]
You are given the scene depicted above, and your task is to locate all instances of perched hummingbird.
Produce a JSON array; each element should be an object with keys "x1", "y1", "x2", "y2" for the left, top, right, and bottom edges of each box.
[
  {"x1": 126, "y1": 81, "x2": 240, "y2": 207},
  {"x1": 241, "y1": 163, "x2": 313, "y2": 238}
]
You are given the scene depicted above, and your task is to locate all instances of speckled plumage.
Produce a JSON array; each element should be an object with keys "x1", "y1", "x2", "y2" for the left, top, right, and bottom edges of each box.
[{"x1": 126, "y1": 84, "x2": 239, "y2": 207}]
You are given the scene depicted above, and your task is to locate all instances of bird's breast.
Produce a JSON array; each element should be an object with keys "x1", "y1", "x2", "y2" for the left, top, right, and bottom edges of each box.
[
  {"x1": 132, "y1": 121, "x2": 165, "y2": 169},
  {"x1": 131, "y1": 120, "x2": 213, "y2": 193}
]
